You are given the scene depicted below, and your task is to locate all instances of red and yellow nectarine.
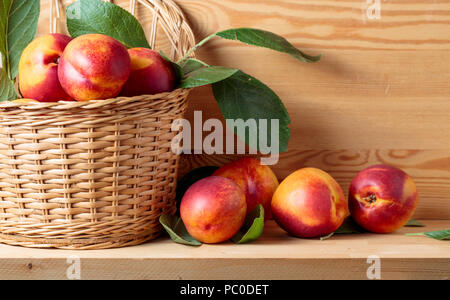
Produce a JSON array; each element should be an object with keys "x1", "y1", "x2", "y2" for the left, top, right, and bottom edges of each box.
[
  {"x1": 58, "y1": 34, "x2": 131, "y2": 101},
  {"x1": 18, "y1": 33, "x2": 73, "y2": 102},
  {"x1": 121, "y1": 48, "x2": 175, "y2": 96},
  {"x1": 271, "y1": 168, "x2": 348, "y2": 238},
  {"x1": 213, "y1": 157, "x2": 279, "y2": 219},
  {"x1": 348, "y1": 164, "x2": 418, "y2": 233},
  {"x1": 180, "y1": 176, "x2": 247, "y2": 244}
]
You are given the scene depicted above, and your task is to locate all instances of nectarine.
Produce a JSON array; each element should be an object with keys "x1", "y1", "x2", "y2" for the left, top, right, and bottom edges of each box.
[
  {"x1": 58, "y1": 34, "x2": 131, "y2": 101},
  {"x1": 213, "y1": 157, "x2": 279, "y2": 219},
  {"x1": 18, "y1": 33, "x2": 73, "y2": 102},
  {"x1": 271, "y1": 168, "x2": 348, "y2": 238},
  {"x1": 348, "y1": 164, "x2": 418, "y2": 233},
  {"x1": 180, "y1": 176, "x2": 247, "y2": 244},
  {"x1": 121, "y1": 48, "x2": 175, "y2": 96}
]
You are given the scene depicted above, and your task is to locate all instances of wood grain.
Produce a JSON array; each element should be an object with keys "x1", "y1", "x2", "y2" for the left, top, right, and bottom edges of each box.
[
  {"x1": 36, "y1": 1, "x2": 450, "y2": 219},
  {"x1": 0, "y1": 220, "x2": 448, "y2": 279}
]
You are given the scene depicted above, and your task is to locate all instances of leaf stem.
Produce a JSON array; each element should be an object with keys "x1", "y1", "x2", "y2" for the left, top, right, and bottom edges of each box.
[
  {"x1": 4, "y1": 1, "x2": 12, "y2": 80},
  {"x1": 405, "y1": 232, "x2": 426, "y2": 236},
  {"x1": 177, "y1": 33, "x2": 217, "y2": 64}
]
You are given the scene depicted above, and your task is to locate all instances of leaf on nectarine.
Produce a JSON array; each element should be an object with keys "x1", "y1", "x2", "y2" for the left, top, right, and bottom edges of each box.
[
  {"x1": 66, "y1": 0, "x2": 151, "y2": 49},
  {"x1": 231, "y1": 204, "x2": 265, "y2": 244}
]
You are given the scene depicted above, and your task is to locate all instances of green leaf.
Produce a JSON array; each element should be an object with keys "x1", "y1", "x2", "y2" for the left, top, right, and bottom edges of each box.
[
  {"x1": 323, "y1": 218, "x2": 427, "y2": 241},
  {"x1": 404, "y1": 219, "x2": 425, "y2": 227},
  {"x1": 334, "y1": 217, "x2": 367, "y2": 234},
  {"x1": 212, "y1": 70, "x2": 291, "y2": 152},
  {"x1": 0, "y1": 68, "x2": 17, "y2": 101},
  {"x1": 407, "y1": 229, "x2": 450, "y2": 241},
  {"x1": 319, "y1": 217, "x2": 365, "y2": 240},
  {"x1": 216, "y1": 28, "x2": 321, "y2": 63},
  {"x1": 159, "y1": 214, "x2": 202, "y2": 246},
  {"x1": 179, "y1": 66, "x2": 238, "y2": 89},
  {"x1": 424, "y1": 230, "x2": 450, "y2": 240},
  {"x1": 180, "y1": 58, "x2": 208, "y2": 74},
  {"x1": 231, "y1": 205, "x2": 265, "y2": 244},
  {"x1": 0, "y1": 0, "x2": 40, "y2": 79},
  {"x1": 66, "y1": 0, "x2": 150, "y2": 49}
]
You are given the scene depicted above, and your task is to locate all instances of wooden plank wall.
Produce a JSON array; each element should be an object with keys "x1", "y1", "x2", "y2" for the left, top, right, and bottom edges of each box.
[{"x1": 37, "y1": 0, "x2": 450, "y2": 219}]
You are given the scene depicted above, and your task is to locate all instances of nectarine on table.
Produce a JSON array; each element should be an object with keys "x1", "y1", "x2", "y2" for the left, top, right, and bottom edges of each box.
[
  {"x1": 180, "y1": 176, "x2": 247, "y2": 244},
  {"x1": 18, "y1": 33, "x2": 73, "y2": 102},
  {"x1": 121, "y1": 48, "x2": 176, "y2": 96},
  {"x1": 213, "y1": 157, "x2": 279, "y2": 219},
  {"x1": 271, "y1": 168, "x2": 348, "y2": 238},
  {"x1": 348, "y1": 164, "x2": 418, "y2": 233},
  {"x1": 58, "y1": 34, "x2": 131, "y2": 101}
]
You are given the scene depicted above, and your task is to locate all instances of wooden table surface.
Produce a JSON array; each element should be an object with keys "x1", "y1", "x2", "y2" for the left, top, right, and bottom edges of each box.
[{"x1": 0, "y1": 220, "x2": 448, "y2": 280}]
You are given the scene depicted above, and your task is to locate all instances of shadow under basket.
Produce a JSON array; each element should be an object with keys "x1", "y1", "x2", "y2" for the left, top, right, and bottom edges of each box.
[{"x1": 0, "y1": 91, "x2": 190, "y2": 249}]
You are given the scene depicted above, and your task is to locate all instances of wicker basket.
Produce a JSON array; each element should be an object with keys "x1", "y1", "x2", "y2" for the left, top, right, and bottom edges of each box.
[{"x1": 0, "y1": 0, "x2": 195, "y2": 249}]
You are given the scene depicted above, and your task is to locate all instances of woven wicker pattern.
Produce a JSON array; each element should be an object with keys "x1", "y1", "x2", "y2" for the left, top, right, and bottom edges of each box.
[{"x1": 0, "y1": 0, "x2": 195, "y2": 249}]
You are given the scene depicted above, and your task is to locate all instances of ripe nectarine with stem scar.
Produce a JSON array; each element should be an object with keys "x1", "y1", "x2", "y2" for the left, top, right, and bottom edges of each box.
[{"x1": 349, "y1": 164, "x2": 418, "y2": 233}]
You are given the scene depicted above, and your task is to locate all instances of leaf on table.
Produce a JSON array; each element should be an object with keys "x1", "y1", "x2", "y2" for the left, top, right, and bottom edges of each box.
[
  {"x1": 334, "y1": 217, "x2": 367, "y2": 234},
  {"x1": 423, "y1": 230, "x2": 450, "y2": 240},
  {"x1": 0, "y1": 68, "x2": 17, "y2": 101},
  {"x1": 231, "y1": 205, "x2": 265, "y2": 244},
  {"x1": 404, "y1": 219, "x2": 425, "y2": 227},
  {"x1": 179, "y1": 66, "x2": 238, "y2": 89},
  {"x1": 66, "y1": 0, "x2": 150, "y2": 49},
  {"x1": 324, "y1": 218, "x2": 427, "y2": 241},
  {"x1": 212, "y1": 70, "x2": 291, "y2": 152},
  {"x1": 216, "y1": 28, "x2": 321, "y2": 63},
  {"x1": 0, "y1": 0, "x2": 40, "y2": 79},
  {"x1": 159, "y1": 214, "x2": 202, "y2": 246},
  {"x1": 319, "y1": 217, "x2": 366, "y2": 240},
  {"x1": 406, "y1": 229, "x2": 450, "y2": 241}
]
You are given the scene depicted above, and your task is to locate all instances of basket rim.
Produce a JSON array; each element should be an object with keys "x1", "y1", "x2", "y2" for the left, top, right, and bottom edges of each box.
[{"x1": 0, "y1": 87, "x2": 191, "y2": 111}]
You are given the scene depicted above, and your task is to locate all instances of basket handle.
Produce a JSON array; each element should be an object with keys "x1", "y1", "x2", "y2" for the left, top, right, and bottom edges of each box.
[{"x1": 49, "y1": 0, "x2": 195, "y2": 60}]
